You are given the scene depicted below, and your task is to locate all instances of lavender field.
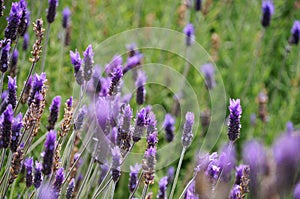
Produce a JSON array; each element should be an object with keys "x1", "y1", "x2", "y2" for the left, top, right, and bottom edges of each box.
[{"x1": 0, "y1": 0, "x2": 300, "y2": 198}]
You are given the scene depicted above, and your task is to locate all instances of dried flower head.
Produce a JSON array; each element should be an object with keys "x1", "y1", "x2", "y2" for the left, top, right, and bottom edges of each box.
[
  {"x1": 30, "y1": 19, "x2": 45, "y2": 63},
  {"x1": 2, "y1": 104, "x2": 13, "y2": 148},
  {"x1": 201, "y1": 63, "x2": 216, "y2": 90},
  {"x1": 0, "y1": 40, "x2": 11, "y2": 73},
  {"x1": 133, "y1": 108, "x2": 146, "y2": 142},
  {"x1": 9, "y1": 49, "x2": 19, "y2": 77},
  {"x1": 21, "y1": 75, "x2": 32, "y2": 104},
  {"x1": 9, "y1": 143, "x2": 24, "y2": 184},
  {"x1": 70, "y1": 50, "x2": 84, "y2": 85},
  {"x1": 183, "y1": 23, "x2": 195, "y2": 46},
  {"x1": 59, "y1": 97, "x2": 73, "y2": 137},
  {"x1": 157, "y1": 176, "x2": 168, "y2": 199}
]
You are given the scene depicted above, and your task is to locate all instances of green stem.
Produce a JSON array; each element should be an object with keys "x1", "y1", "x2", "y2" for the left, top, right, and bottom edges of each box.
[
  {"x1": 141, "y1": 184, "x2": 149, "y2": 199},
  {"x1": 178, "y1": 176, "x2": 196, "y2": 199},
  {"x1": 169, "y1": 147, "x2": 186, "y2": 199}
]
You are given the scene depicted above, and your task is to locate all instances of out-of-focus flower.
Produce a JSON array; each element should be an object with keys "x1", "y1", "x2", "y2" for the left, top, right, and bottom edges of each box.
[
  {"x1": 163, "y1": 114, "x2": 175, "y2": 142},
  {"x1": 10, "y1": 113, "x2": 23, "y2": 152},
  {"x1": 201, "y1": 63, "x2": 216, "y2": 90},
  {"x1": 23, "y1": 33, "x2": 29, "y2": 51},
  {"x1": 129, "y1": 163, "x2": 141, "y2": 192},
  {"x1": 47, "y1": 0, "x2": 58, "y2": 24},
  {"x1": 2, "y1": 104, "x2": 13, "y2": 148},
  {"x1": 135, "y1": 70, "x2": 147, "y2": 105},
  {"x1": 70, "y1": 50, "x2": 84, "y2": 85},
  {"x1": 62, "y1": 7, "x2": 71, "y2": 29},
  {"x1": 183, "y1": 23, "x2": 195, "y2": 46},
  {"x1": 289, "y1": 20, "x2": 300, "y2": 45},
  {"x1": 157, "y1": 176, "x2": 168, "y2": 199},
  {"x1": 261, "y1": 0, "x2": 274, "y2": 28},
  {"x1": 111, "y1": 146, "x2": 122, "y2": 182},
  {"x1": 133, "y1": 108, "x2": 146, "y2": 142},
  {"x1": 294, "y1": 183, "x2": 300, "y2": 199}
]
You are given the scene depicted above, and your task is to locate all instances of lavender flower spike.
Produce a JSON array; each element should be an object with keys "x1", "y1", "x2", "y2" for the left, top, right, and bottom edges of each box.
[
  {"x1": 62, "y1": 7, "x2": 71, "y2": 29},
  {"x1": 261, "y1": 0, "x2": 274, "y2": 28},
  {"x1": 47, "y1": 96, "x2": 61, "y2": 131},
  {"x1": 23, "y1": 33, "x2": 29, "y2": 51},
  {"x1": 227, "y1": 99, "x2": 242, "y2": 142},
  {"x1": 182, "y1": 112, "x2": 194, "y2": 148},
  {"x1": 47, "y1": 0, "x2": 58, "y2": 24},
  {"x1": 157, "y1": 176, "x2": 168, "y2": 199},
  {"x1": 135, "y1": 70, "x2": 147, "y2": 105},
  {"x1": 34, "y1": 161, "x2": 43, "y2": 188},
  {"x1": 53, "y1": 167, "x2": 65, "y2": 198},
  {"x1": 2, "y1": 104, "x2": 13, "y2": 148},
  {"x1": 111, "y1": 146, "x2": 122, "y2": 182},
  {"x1": 42, "y1": 130, "x2": 56, "y2": 175},
  {"x1": 129, "y1": 163, "x2": 141, "y2": 192},
  {"x1": 133, "y1": 108, "x2": 146, "y2": 142},
  {"x1": 195, "y1": 0, "x2": 202, "y2": 11},
  {"x1": 294, "y1": 183, "x2": 300, "y2": 199},
  {"x1": 5, "y1": 3, "x2": 22, "y2": 41},
  {"x1": 108, "y1": 64, "x2": 123, "y2": 96},
  {"x1": 183, "y1": 23, "x2": 195, "y2": 46},
  {"x1": 74, "y1": 105, "x2": 87, "y2": 131},
  {"x1": 163, "y1": 114, "x2": 175, "y2": 142},
  {"x1": 229, "y1": 184, "x2": 242, "y2": 199},
  {"x1": 7, "y1": 76, "x2": 17, "y2": 109},
  {"x1": 28, "y1": 72, "x2": 47, "y2": 106},
  {"x1": 143, "y1": 146, "x2": 156, "y2": 185},
  {"x1": 10, "y1": 113, "x2": 23, "y2": 152},
  {"x1": 18, "y1": 0, "x2": 30, "y2": 36},
  {"x1": 38, "y1": 183, "x2": 55, "y2": 199},
  {"x1": 24, "y1": 157, "x2": 33, "y2": 188},
  {"x1": 70, "y1": 50, "x2": 84, "y2": 85},
  {"x1": 0, "y1": 40, "x2": 11, "y2": 73},
  {"x1": 83, "y1": 44, "x2": 94, "y2": 81},
  {"x1": 66, "y1": 178, "x2": 75, "y2": 199},
  {"x1": 289, "y1": 20, "x2": 300, "y2": 45},
  {"x1": 201, "y1": 63, "x2": 216, "y2": 90}
]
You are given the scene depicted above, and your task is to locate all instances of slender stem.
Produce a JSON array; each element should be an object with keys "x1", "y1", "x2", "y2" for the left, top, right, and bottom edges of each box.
[
  {"x1": 169, "y1": 147, "x2": 186, "y2": 199},
  {"x1": 15, "y1": 61, "x2": 36, "y2": 112},
  {"x1": 109, "y1": 182, "x2": 116, "y2": 199},
  {"x1": 178, "y1": 176, "x2": 196, "y2": 199},
  {"x1": 0, "y1": 148, "x2": 6, "y2": 170},
  {"x1": 92, "y1": 178, "x2": 113, "y2": 199},
  {"x1": 141, "y1": 184, "x2": 149, "y2": 199},
  {"x1": 41, "y1": 23, "x2": 51, "y2": 72},
  {"x1": 29, "y1": 191, "x2": 35, "y2": 199},
  {"x1": 0, "y1": 72, "x2": 5, "y2": 99}
]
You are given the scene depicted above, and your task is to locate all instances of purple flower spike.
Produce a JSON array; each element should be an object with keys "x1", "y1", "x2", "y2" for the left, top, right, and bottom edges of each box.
[
  {"x1": 163, "y1": 114, "x2": 175, "y2": 142},
  {"x1": 18, "y1": 0, "x2": 30, "y2": 36},
  {"x1": 289, "y1": 20, "x2": 300, "y2": 45},
  {"x1": 227, "y1": 99, "x2": 242, "y2": 142},
  {"x1": 129, "y1": 163, "x2": 141, "y2": 192},
  {"x1": 182, "y1": 112, "x2": 194, "y2": 148},
  {"x1": 144, "y1": 146, "x2": 156, "y2": 170},
  {"x1": 34, "y1": 161, "x2": 43, "y2": 188},
  {"x1": 66, "y1": 178, "x2": 75, "y2": 199},
  {"x1": 219, "y1": 144, "x2": 236, "y2": 182},
  {"x1": 7, "y1": 76, "x2": 17, "y2": 109},
  {"x1": 10, "y1": 113, "x2": 23, "y2": 152},
  {"x1": 286, "y1": 121, "x2": 294, "y2": 135},
  {"x1": 105, "y1": 55, "x2": 122, "y2": 76},
  {"x1": 111, "y1": 146, "x2": 121, "y2": 182},
  {"x1": 108, "y1": 65, "x2": 123, "y2": 96},
  {"x1": 70, "y1": 50, "x2": 84, "y2": 85},
  {"x1": 62, "y1": 7, "x2": 71, "y2": 29},
  {"x1": 28, "y1": 72, "x2": 46, "y2": 106},
  {"x1": 123, "y1": 53, "x2": 143, "y2": 74},
  {"x1": 0, "y1": 40, "x2": 11, "y2": 73},
  {"x1": 47, "y1": 0, "x2": 58, "y2": 24},
  {"x1": 42, "y1": 130, "x2": 56, "y2": 175},
  {"x1": 205, "y1": 152, "x2": 221, "y2": 184},
  {"x1": 24, "y1": 157, "x2": 33, "y2": 188},
  {"x1": 201, "y1": 63, "x2": 216, "y2": 90},
  {"x1": 229, "y1": 185, "x2": 242, "y2": 199},
  {"x1": 10, "y1": 49, "x2": 19, "y2": 77},
  {"x1": 183, "y1": 23, "x2": 195, "y2": 46},
  {"x1": 67, "y1": 96, "x2": 73, "y2": 107},
  {"x1": 195, "y1": 0, "x2": 202, "y2": 11},
  {"x1": 83, "y1": 44, "x2": 94, "y2": 81},
  {"x1": 133, "y1": 108, "x2": 146, "y2": 142},
  {"x1": 2, "y1": 104, "x2": 13, "y2": 148},
  {"x1": 261, "y1": 0, "x2": 274, "y2": 28},
  {"x1": 53, "y1": 167, "x2": 64, "y2": 198},
  {"x1": 294, "y1": 183, "x2": 300, "y2": 199},
  {"x1": 135, "y1": 71, "x2": 147, "y2": 105},
  {"x1": 147, "y1": 131, "x2": 158, "y2": 149},
  {"x1": 5, "y1": 3, "x2": 22, "y2": 41},
  {"x1": 23, "y1": 33, "x2": 29, "y2": 51},
  {"x1": 74, "y1": 105, "x2": 87, "y2": 131},
  {"x1": 47, "y1": 96, "x2": 61, "y2": 131},
  {"x1": 235, "y1": 164, "x2": 250, "y2": 185},
  {"x1": 157, "y1": 176, "x2": 168, "y2": 199}
]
